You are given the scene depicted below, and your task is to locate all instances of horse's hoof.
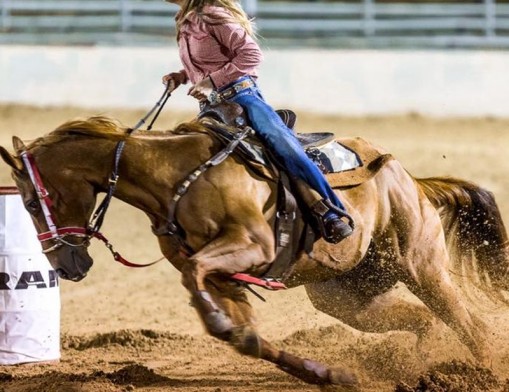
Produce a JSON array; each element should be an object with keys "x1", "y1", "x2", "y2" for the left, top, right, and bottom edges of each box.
[
  {"x1": 231, "y1": 326, "x2": 262, "y2": 358},
  {"x1": 302, "y1": 360, "x2": 359, "y2": 388},
  {"x1": 328, "y1": 367, "x2": 360, "y2": 389}
]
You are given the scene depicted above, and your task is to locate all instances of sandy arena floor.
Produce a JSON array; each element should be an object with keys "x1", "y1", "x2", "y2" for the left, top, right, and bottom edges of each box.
[{"x1": 0, "y1": 104, "x2": 509, "y2": 392}]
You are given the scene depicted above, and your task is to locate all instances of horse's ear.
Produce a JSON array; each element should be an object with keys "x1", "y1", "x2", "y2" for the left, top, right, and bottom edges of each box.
[
  {"x1": 12, "y1": 136, "x2": 27, "y2": 155},
  {"x1": 0, "y1": 145, "x2": 23, "y2": 171}
]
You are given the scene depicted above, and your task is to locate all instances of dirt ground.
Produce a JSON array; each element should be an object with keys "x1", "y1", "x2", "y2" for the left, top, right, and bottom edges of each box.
[{"x1": 1, "y1": 104, "x2": 509, "y2": 392}]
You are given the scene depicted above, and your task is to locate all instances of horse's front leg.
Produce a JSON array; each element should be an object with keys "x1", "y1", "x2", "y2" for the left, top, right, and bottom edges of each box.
[
  {"x1": 188, "y1": 280, "x2": 358, "y2": 387},
  {"x1": 181, "y1": 222, "x2": 274, "y2": 341},
  {"x1": 180, "y1": 224, "x2": 358, "y2": 388}
]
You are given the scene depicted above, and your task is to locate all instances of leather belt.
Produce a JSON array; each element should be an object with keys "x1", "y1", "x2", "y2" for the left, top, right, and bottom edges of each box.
[{"x1": 207, "y1": 79, "x2": 254, "y2": 105}]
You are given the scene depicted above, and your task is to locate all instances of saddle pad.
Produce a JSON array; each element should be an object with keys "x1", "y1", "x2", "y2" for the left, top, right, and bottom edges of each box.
[
  {"x1": 308, "y1": 140, "x2": 361, "y2": 173},
  {"x1": 238, "y1": 136, "x2": 393, "y2": 189},
  {"x1": 326, "y1": 137, "x2": 394, "y2": 188}
]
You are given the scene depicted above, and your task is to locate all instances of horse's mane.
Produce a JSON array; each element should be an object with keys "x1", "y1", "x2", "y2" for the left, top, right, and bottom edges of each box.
[
  {"x1": 26, "y1": 116, "x2": 126, "y2": 149},
  {"x1": 51, "y1": 116, "x2": 126, "y2": 140},
  {"x1": 28, "y1": 115, "x2": 213, "y2": 148}
]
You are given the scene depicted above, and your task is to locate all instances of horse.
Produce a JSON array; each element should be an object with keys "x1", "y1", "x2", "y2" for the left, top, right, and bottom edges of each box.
[{"x1": 1, "y1": 115, "x2": 508, "y2": 388}]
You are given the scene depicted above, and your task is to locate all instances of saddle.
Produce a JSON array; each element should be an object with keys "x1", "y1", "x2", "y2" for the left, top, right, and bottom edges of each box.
[
  {"x1": 196, "y1": 102, "x2": 392, "y2": 287},
  {"x1": 199, "y1": 102, "x2": 334, "y2": 148},
  {"x1": 198, "y1": 102, "x2": 361, "y2": 176}
]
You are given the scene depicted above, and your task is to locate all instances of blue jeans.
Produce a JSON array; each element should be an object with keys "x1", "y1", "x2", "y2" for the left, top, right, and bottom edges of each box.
[{"x1": 222, "y1": 77, "x2": 346, "y2": 212}]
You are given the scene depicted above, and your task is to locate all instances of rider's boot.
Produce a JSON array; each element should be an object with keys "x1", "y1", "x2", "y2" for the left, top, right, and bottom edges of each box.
[
  {"x1": 293, "y1": 179, "x2": 354, "y2": 244},
  {"x1": 311, "y1": 198, "x2": 353, "y2": 243}
]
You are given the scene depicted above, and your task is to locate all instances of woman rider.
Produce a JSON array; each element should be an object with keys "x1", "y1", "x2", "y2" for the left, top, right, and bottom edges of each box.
[{"x1": 162, "y1": 0, "x2": 353, "y2": 243}]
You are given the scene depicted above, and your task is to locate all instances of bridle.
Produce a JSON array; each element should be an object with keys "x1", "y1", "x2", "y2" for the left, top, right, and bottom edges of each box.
[
  {"x1": 17, "y1": 86, "x2": 173, "y2": 267},
  {"x1": 20, "y1": 150, "x2": 90, "y2": 254},
  {"x1": 20, "y1": 144, "x2": 164, "y2": 267},
  {"x1": 19, "y1": 146, "x2": 159, "y2": 268}
]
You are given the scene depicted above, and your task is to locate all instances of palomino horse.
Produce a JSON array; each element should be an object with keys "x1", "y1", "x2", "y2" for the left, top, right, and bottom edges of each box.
[{"x1": 1, "y1": 116, "x2": 508, "y2": 388}]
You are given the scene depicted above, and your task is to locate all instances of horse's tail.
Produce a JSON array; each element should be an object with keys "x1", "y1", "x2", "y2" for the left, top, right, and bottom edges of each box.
[{"x1": 416, "y1": 176, "x2": 509, "y2": 302}]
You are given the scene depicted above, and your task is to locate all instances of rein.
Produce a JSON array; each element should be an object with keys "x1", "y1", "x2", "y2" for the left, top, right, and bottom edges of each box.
[{"x1": 88, "y1": 85, "x2": 172, "y2": 258}]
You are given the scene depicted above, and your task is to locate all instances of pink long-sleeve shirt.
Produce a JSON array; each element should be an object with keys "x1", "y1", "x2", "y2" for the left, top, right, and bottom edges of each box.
[{"x1": 176, "y1": 6, "x2": 263, "y2": 90}]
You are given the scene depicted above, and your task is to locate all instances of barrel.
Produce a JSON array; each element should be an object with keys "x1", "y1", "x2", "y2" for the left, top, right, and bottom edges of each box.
[{"x1": 0, "y1": 187, "x2": 60, "y2": 364}]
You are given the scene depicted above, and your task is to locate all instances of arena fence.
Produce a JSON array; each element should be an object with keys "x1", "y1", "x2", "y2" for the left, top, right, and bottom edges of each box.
[{"x1": 0, "y1": 0, "x2": 509, "y2": 48}]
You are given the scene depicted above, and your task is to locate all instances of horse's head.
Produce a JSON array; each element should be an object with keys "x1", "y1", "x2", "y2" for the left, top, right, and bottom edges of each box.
[{"x1": 0, "y1": 135, "x2": 97, "y2": 282}]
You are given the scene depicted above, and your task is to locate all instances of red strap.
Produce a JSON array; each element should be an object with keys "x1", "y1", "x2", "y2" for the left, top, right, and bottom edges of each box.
[
  {"x1": 175, "y1": 245, "x2": 287, "y2": 290},
  {"x1": 37, "y1": 227, "x2": 88, "y2": 241},
  {"x1": 26, "y1": 153, "x2": 53, "y2": 209},
  {"x1": 92, "y1": 231, "x2": 162, "y2": 268},
  {"x1": 231, "y1": 273, "x2": 287, "y2": 290},
  {"x1": 113, "y1": 251, "x2": 163, "y2": 268},
  {"x1": 0, "y1": 187, "x2": 19, "y2": 195}
]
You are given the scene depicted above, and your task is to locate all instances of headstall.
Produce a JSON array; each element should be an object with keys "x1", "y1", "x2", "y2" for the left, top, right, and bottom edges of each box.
[
  {"x1": 19, "y1": 147, "x2": 159, "y2": 268},
  {"x1": 15, "y1": 86, "x2": 175, "y2": 267}
]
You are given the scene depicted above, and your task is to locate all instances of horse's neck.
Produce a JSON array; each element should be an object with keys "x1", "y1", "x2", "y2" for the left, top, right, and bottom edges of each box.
[{"x1": 95, "y1": 134, "x2": 214, "y2": 220}]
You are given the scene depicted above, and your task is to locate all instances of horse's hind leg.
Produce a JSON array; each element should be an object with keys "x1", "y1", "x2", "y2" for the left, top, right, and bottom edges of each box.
[
  {"x1": 306, "y1": 242, "x2": 438, "y2": 339},
  {"x1": 306, "y1": 279, "x2": 438, "y2": 339},
  {"x1": 403, "y1": 259, "x2": 489, "y2": 362},
  {"x1": 399, "y1": 207, "x2": 490, "y2": 363}
]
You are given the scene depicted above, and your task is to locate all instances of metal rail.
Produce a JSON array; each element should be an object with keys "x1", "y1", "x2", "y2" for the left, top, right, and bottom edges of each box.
[{"x1": 0, "y1": 0, "x2": 508, "y2": 48}]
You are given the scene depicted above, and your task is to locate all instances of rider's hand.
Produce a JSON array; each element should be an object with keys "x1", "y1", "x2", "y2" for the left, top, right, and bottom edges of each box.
[
  {"x1": 188, "y1": 77, "x2": 214, "y2": 102},
  {"x1": 162, "y1": 71, "x2": 187, "y2": 92}
]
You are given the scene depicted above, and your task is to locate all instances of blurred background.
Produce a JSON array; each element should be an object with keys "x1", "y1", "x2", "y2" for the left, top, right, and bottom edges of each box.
[
  {"x1": 0, "y1": 0, "x2": 508, "y2": 47},
  {"x1": 0, "y1": 0, "x2": 508, "y2": 116}
]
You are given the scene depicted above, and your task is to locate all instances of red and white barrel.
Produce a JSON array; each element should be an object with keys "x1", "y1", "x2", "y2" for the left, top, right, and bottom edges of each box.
[{"x1": 0, "y1": 187, "x2": 60, "y2": 364}]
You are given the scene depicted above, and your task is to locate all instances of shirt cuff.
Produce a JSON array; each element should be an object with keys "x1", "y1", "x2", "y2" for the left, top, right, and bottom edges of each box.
[{"x1": 209, "y1": 68, "x2": 232, "y2": 90}]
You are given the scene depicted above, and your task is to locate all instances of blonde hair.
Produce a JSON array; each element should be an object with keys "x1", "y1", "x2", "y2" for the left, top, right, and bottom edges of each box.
[{"x1": 176, "y1": 0, "x2": 254, "y2": 39}]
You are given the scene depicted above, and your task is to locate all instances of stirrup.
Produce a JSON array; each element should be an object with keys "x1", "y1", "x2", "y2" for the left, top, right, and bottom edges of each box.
[{"x1": 311, "y1": 199, "x2": 354, "y2": 243}]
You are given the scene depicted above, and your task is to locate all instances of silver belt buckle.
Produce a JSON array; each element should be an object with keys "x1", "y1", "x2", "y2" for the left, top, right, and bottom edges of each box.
[{"x1": 207, "y1": 91, "x2": 221, "y2": 105}]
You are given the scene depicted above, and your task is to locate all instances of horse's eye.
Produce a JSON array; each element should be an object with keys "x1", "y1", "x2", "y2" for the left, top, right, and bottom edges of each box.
[{"x1": 26, "y1": 200, "x2": 40, "y2": 213}]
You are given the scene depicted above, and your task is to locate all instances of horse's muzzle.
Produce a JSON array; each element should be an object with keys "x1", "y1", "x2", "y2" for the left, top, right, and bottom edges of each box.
[{"x1": 48, "y1": 246, "x2": 93, "y2": 282}]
